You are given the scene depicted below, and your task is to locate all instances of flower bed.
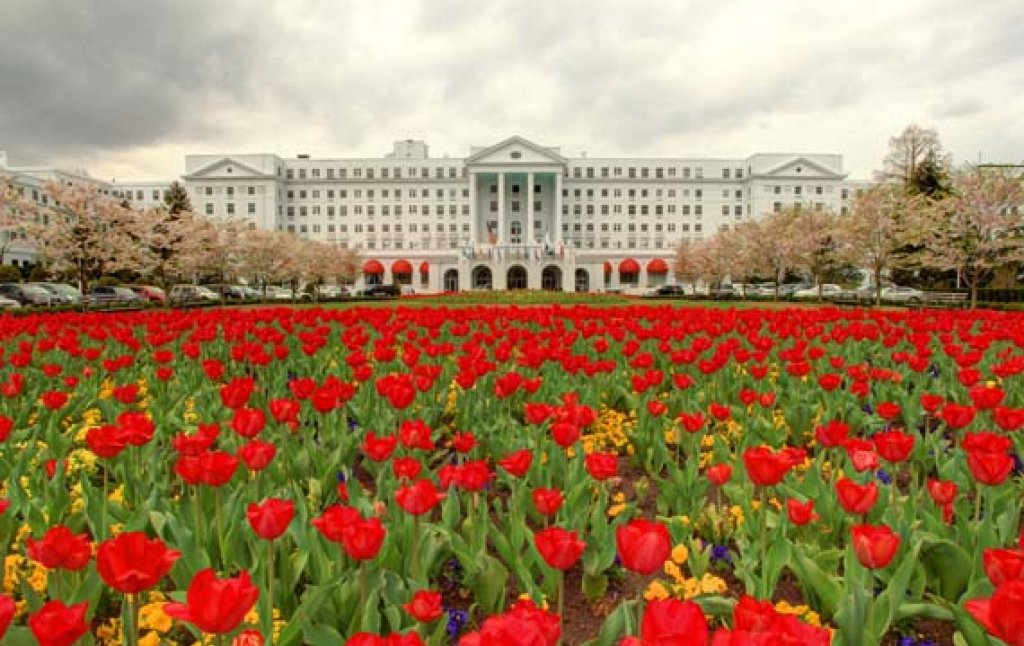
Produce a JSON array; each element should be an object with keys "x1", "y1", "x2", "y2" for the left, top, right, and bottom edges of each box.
[{"x1": 0, "y1": 304, "x2": 1021, "y2": 645}]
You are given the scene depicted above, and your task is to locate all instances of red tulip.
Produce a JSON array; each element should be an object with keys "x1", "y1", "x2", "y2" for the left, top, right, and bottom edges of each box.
[
  {"x1": 238, "y1": 440, "x2": 277, "y2": 472},
  {"x1": 616, "y1": 519, "x2": 671, "y2": 575},
  {"x1": 97, "y1": 532, "x2": 180, "y2": 593},
  {"x1": 312, "y1": 505, "x2": 361, "y2": 543},
  {"x1": 646, "y1": 400, "x2": 667, "y2": 417},
  {"x1": 941, "y1": 403, "x2": 976, "y2": 430},
  {"x1": 851, "y1": 524, "x2": 900, "y2": 569},
  {"x1": 164, "y1": 568, "x2": 259, "y2": 635},
  {"x1": 742, "y1": 446, "x2": 796, "y2": 487},
  {"x1": 875, "y1": 402, "x2": 901, "y2": 421},
  {"x1": 403, "y1": 589, "x2": 443, "y2": 623},
  {"x1": 497, "y1": 449, "x2": 533, "y2": 477},
  {"x1": 836, "y1": 478, "x2": 879, "y2": 515},
  {"x1": 363, "y1": 432, "x2": 398, "y2": 462},
  {"x1": 983, "y1": 548, "x2": 1024, "y2": 587},
  {"x1": 872, "y1": 430, "x2": 914, "y2": 463},
  {"x1": 551, "y1": 421, "x2": 580, "y2": 448},
  {"x1": 814, "y1": 419, "x2": 850, "y2": 448},
  {"x1": 994, "y1": 406, "x2": 1024, "y2": 432},
  {"x1": 40, "y1": 390, "x2": 69, "y2": 410},
  {"x1": 341, "y1": 517, "x2": 387, "y2": 561},
  {"x1": 200, "y1": 451, "x2": 239, "y2": 487},
  {"x1": 231, "y1": 407, "x2": 267, "y2": 438},
  {"x1": 27, "y1": 525, "x2": 92, "y2": 571},
  {"x1": 452, "y1": 432, "x2": 476, "y2": 453},
  {"x1": 709, "y1": 403, "x2": 731, "y2": 421},
  {"x1": 399, "y1": 419, "x2": 435, "y2": 451},
  {"x1": 964, "y1": 579, "x2": 1024, "y2": 646},
  {"x1": 786, "y1": 499, "x2": 818, "y2": 526},
  {"x1": 705, "y1": 464, "x2": 732, "y2": 486},
  {"x1": 817, "y1": 373, "x2": 843, "y2": 392},
  {"x1": 458, "y1": 598, "x2": 560, "y2": 646},
  {"x1": 585, "y1": 452, "x2": 618, "y2": 480},
  {"x1": 86, "y1": 424, "x2": 128, "y2": 459},
  {"x1": 969, "y1": 385, "x2": 1005, "y2": 410},
  {"x1": 392, "y1": 457, "x2": 422, "y2": 481},
  {"x1": 534, "y1": 527, "x2": 586, "y2": 570},
  {"x1": 395, "y1": 480, "x2": 446, "y2": 516},
  {"x1": 247, "y1": 498, "x2": 295, "y2": 540},
  {"x1": 677, "y1": 411, "x2": 706, "y2": 434},
  {"x1": 843, "y1": 439, "x2": 879, "y2": 472},
  {"x1": 926, "y1": 478, "x2": 957, "y2": 505},
  {"x1": 269, "y1": 398, "x2": 300, "y2": 424},
  {"x1": 920, "y1": 393, "x2": 945, "y2": 414},
  {"x1": 219, "y1": 377, "x2": 254, "y2": 409},
  {"x1": 967, "y1": 449, "x2": 1014, "y2": 486},
  {"x1": 232, "y1": 629, "x2": 266, "y2": 646},
  {"x1": 28, "y1": 600, "x2": 89, "y2": 646},
  {"x1": 640, "y1": 598, "x2": 708, "y2": 645},
  {"x1": 0, "y1": 594, "x2": 15, "y2": 641},
  {"x1": 532, "y1": 488, "x2": 564, "y2": 517},
  {"x1": 963, "y1": 431, "x2": 1013, "y2": 455}
]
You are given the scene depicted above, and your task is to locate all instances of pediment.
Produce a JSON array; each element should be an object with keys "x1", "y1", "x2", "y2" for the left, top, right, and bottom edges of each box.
[
  {"x1": 759, "y1": 157, "x2": 845, "y2": 179},
  {"x1": 182, "y1": 157, "x2": 274, "y2": 180},
  {"x1": 466, "y1": 136, "x2": 566, "y2": 166}
]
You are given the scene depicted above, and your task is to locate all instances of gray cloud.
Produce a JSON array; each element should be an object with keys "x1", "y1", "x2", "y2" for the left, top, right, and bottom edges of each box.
[{"x1": 1, "y1": 0, "x2": 1022, "y2": 179}]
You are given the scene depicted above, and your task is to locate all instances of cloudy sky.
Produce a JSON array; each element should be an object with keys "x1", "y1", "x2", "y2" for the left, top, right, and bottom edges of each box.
[{"x1": 2, "y1": 0, "x2": 1023, "y2": 181}]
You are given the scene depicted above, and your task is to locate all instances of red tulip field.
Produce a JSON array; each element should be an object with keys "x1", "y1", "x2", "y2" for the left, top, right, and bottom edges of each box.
[{"x1": 1, "y1": 303, "x2": 1023, "y2": 646}]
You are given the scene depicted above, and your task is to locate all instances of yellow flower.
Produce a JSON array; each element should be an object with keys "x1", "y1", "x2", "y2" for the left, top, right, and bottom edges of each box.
[
  {"x1": 644, "y1": 580, "x2": 670, "y2": 601},
  {"x1": 607, "y1": 503, "x2": 627, "y2": 518},
  {"x1": 139, "y1": 601, "x2": 173, "y2": 633},
  {"x1": 698, "y1": 573, "x2": 727, "y2": 594},
  {"x1": 138, "y1": 632, "x2": 161, "y2": 646},
  {"x1": 671, "y1": 544, "x2": 689, "y2": 565},
  {"x1": 108, "y1": 486, "x2": 125, "y2": 504}
]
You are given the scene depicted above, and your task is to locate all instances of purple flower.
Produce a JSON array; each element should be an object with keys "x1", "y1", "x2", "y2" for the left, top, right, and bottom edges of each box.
[
  {"x1": 876, "y1": 469, "x2": 892, "y2": 485},
  {"x1": 711, "y1": 544, "x2": 731, "y2": 562}
]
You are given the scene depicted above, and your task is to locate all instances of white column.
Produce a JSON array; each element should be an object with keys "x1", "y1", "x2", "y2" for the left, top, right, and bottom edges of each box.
[
  {"x1": 526, "y1": 171, "x2": 534, "y2": 245},
  {"x1": 497, "y1": 172, "x2": 505, "y2": 245},
  {"x1": 468, "y1": 171, "x2": 477, "y2": 245},
  {"x1": 554, "y1": 171, "x2": 563, "y2": 246}
]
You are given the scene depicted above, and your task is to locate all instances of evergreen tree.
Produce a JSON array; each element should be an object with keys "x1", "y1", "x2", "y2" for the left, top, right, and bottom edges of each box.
[
  {"x1": 163, "y1": 181, "x2": 192, "y2": 215},
  {"x1": 909, "y1": 151, "x2": 953, "y2": 199}
]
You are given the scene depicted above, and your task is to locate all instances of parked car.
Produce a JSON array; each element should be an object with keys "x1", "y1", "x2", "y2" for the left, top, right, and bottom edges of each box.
[
  {"x1": 29, "y1": 282, "x2": 79, "y2": 305},
  {"x1": 793, "y1": 284, "x2": 844, "y2": 299},
  {"x1": 710, "y1": 283, "x2": 737, "y2": 298},
  {"x1": 0, "y1": 283, "x2": 59, "y2": 306},
  {"x1": 207, "y1": 284, "x2": 253, "y2": 301},
  {"x1": 168, "y1": 284, "x2": 219, "y2": 306},
  {"x1": 778, "y1": 282, "x2": 812, "y2": 297},
  {"x1": 879, "y1": 285, "x2": 924, "y2": 304},
  {"x1": 262, "y1": 286, "x2": 296, "y2": 301},
  {"x1": 644, "y1": 284, "x2": 685, "y2": 298},
  {"x1": 86, "y1": 286, "x2": 143, "y2": 306},
  {"x1": 125, "y1": 285, "x2": 167, "y2": 304},
  {"x1": 36, "y1": 282, "x2": 84, "y2": 305},
  {"x1": 0, "y1": 295, "x2": 20, "y2": 309},
  {"x1": 363, "y1": 284, "x2": 400, "y2": 298},
  {"x1": 314, "y1": 284, "x2": 349, "y2": 300}
]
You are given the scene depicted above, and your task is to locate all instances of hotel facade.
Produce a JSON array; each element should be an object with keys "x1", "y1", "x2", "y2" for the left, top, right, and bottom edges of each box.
[
  {"x1": 4, "y1": 137, "x2": 865, "y2": 292},
  {"x1": 181, "y1": 136, "x2": 863, "y2": 292}
]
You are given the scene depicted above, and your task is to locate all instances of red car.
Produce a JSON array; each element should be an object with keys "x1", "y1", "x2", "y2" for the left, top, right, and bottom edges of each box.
[{"x1": 126, "y1": 285, "x2": 167, "y2": 304}]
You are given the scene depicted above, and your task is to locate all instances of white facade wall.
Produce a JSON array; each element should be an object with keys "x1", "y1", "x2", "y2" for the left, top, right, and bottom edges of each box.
[{"x1": 181, "y1": 138, "x2": 862, "y2": 291}]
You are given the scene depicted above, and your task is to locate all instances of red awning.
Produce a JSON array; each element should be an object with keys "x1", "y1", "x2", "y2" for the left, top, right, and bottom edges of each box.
[
  {"x1": 392, "y1": 259, "x2": 413, "y2": 275},
  {"x1": 647, "y1": 259, "x2": 669, "y2": 274},
  {"x1": 363, "y1": 260, "x2": 384, "y2": 275},
  {"x1": 419, "y1": 261, "x2": 430, "y2": 274},
  {"x1": 603, "y1": 261, "x2": 612, "y2": 275},
  {"x1": 619, "y1": 258, "x2": 640, "y2": 274}
]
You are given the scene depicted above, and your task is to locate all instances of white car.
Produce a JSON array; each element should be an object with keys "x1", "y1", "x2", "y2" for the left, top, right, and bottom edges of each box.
[
  {"x1": 263, "y1": 286, "x2": 296, "y2": 301},
  {"x1": 793, "y1": 284, "x2": 844, "y2": 299},
  {"x1": 879, "y1": 286, "x2": 924, "y2": 303},
  {"x1": 0, "y1": 295, "x2": 20, "y2": 309}
]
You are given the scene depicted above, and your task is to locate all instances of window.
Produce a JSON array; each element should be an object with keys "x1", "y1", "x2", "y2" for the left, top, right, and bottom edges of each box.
[
  {"x1": 773, "y1": 202, "x2": 782, "y2": 212},
  {"x1": 683, "y1": 167, "x2": 691, "y2": 179},
  {"x1": 226, "y1": 203, "x2": 235, "y2": 215},
  {"x1": 205, "y1": 203, "x2": 213, "y2": 215},
  {"x1": 723, "y1": 169, "x2": 730, "y2": 179},
  {"x1": 695, "y1": 205, "x2": 703, "y2": 216},
  {"x1": 722, "y1": 205, "x2": 730, "y2": 215},
  {"x1": 248, "y1": 203, "x2": 256, "y2": 214},
  {"x1": 205, "y1": 187, "x2": 213, "y2": 196}
]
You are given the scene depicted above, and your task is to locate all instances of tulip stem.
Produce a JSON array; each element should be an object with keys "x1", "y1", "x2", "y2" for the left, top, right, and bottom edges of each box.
[
  {"x1": 215, "y1": 487, "x2": 225, "y2": 569},
  {"x1": 759, "y1": 487, "x2": 769, "y2": 598},
  {"x1": 360, "y1": 561, "x2": 368, "y2": 613},
  {"x1": 101, "y1": 467, "x2": 108, "y2": 541},
  {"x1": 125, "y1": 593, "x2": 139, "y2": 646},
  {"x1": 267, "y1": 540, "x2": 275, "y2": 645},
  {"x1": 412, "y1": 515, "x2": 421, "y2": 583},
  {"x1": 557, "y1": 570, "x2": 565, "y2": 645}
]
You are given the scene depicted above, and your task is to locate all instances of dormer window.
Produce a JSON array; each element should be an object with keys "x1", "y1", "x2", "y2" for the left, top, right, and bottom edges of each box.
[
  {"x1": 227, "y1": 167, "x2": 233, "y2": 173},
  {"x1": 510, "y1": 151, "x2": 522, "y2": 159},
  {"x1": 796, "y1": 166, "x2": 802, "y2": 173}
]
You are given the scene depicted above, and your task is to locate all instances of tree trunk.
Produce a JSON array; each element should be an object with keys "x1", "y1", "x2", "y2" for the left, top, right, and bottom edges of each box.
[{"x1": 874, "y1": 266, "x2": 883, "y2": 307}]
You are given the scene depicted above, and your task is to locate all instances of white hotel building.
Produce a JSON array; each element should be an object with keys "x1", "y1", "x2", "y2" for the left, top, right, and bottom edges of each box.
[{"x1": 183, "y1": 136, "x2": 862, "y2": 292}]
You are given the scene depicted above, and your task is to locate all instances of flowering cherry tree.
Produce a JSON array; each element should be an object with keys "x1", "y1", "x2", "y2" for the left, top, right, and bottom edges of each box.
[
  {"x1": 917, "y1": 166, "x2": 1024, "y2": 308},
  {"x1": 0, "y1": 174, "x2": 34, "y2": 266}
]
